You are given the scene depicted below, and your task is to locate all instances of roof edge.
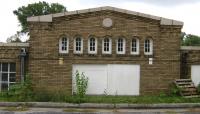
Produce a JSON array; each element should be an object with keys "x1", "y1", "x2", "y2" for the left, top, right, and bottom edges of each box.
[
  {"x1": 181, "y1": 46, "x2": 200, "y2": 51},
  {"x1": 0, "y1": 43, "x2": 29, "y2": 47},
  {"x1": 27, "y1": 6, "x2": 183, "y2": 26}
]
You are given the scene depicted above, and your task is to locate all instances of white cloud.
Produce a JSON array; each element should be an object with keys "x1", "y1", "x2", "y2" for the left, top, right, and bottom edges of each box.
[
  {"x1": 0, "y1": 0, "x2": 199, "y2": 42},
  {"x1": 125, "y1": 0, "x2": 200, "y2": 6}
]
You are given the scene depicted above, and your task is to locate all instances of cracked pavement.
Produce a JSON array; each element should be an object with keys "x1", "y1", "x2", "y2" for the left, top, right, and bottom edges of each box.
[{"x1": 1, "y1": 107, "x2": 200, "y2": 114}]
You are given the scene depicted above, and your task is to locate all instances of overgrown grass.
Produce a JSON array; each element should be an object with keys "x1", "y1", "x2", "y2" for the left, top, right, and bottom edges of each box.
[
  {"x1": 0, "y1": 75, "x2": 198, "y2": 104},
  {"x1": 65, "y1": 95, "x2": 200, "y2": 104},
  {"x1": 1, "y1": 93, "x2": 200, "y2": 104}
]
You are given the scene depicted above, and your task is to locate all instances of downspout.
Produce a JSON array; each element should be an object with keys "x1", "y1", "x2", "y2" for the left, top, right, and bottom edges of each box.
[{"x1": 19, "y1": 48, "x2": 27, "y2": 83}]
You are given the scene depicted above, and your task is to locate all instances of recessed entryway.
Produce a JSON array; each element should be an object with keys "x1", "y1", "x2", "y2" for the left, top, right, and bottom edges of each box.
[{"x1": 72, "y1": 64, "x2": 140, "y2": 95}]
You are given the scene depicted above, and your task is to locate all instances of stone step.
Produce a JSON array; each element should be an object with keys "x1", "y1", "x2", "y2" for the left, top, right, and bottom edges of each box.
[
  {"x1": 176, "y1": 82, "x2": 194, "y2": 86},
  {"x1": 181, "y1": 88, "x2": 197, "y2": 92},
  {"x1": 182, "y1": 92, "x2": 198, "y2": 96},
  {"x1": 174, "y1": 79, "x2": 199, "y2": 98},
  {"x1": 175, "y1": 79, "x2": 192, "y2": 82},
  {"x1": 180, "y1": 85, "x2": 196, "y2": 88}
]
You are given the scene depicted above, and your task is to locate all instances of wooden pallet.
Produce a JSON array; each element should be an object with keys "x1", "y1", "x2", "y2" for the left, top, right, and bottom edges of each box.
[{"x1": 174, "y1": 79, "x2": 200, "y2": 98}]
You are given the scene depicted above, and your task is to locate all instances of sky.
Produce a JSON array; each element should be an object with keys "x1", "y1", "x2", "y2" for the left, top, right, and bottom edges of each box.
[{"x1": 0, "y1": 0, "x2": 200, "y2": 42}]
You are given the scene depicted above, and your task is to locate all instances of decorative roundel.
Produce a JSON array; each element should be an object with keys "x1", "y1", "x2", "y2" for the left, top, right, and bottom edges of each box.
[{"x1": 102, "y1": 18, "x2": 113, "y2": 28}]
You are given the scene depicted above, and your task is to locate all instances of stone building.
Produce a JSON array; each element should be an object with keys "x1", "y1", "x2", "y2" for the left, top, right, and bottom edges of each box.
[{"x1": 1, "y1": 6, "x2": 198, "y2": 95}]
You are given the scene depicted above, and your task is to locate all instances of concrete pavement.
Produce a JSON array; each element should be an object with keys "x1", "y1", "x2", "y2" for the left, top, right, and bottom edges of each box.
[
  {"x1": 1, "y1": 102, "x2": 200, "y2": 109},
  {"x1": 1, "y1": 107, "x2": 200, "y2": 114},
  {"x1": 0, "y1": 102, "x2": 200, "y2": 113}
]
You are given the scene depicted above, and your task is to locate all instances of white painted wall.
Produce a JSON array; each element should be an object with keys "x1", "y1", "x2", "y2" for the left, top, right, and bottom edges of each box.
[
  {"x1": 72, "y1": 64, "x2": 140, "y2": 95},
  {"x1": 191, "y1": 65, "x2": 200, "y2": 86}
]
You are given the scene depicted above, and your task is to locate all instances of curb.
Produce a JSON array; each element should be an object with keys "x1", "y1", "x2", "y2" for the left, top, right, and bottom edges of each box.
[{"x1": 0, "y1": 102, "x2": 200, "y2": 109}]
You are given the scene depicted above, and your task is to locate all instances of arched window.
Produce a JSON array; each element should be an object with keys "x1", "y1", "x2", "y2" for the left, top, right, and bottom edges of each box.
[
  {"x1": 102, "y1": 37, "x2": 112, "y2": 54},
  {"x1": 144, "y1": 39, "x2": 153, "y2": 55},
  {"x1": 131, "y1": 38, "x2": 139, "y2": 55},
  {"x1": 116, "y1": 38, "x2": 125, "y2": 54},
  {"x1": 59, "y1": 36, "x2": 69, "y2": 53},
  {"x1": 88, "y1": 37, "x2": 97, "y2": 54},
  {"x1": 74, "y1": 36, "x2": 83, "y2": 54}
]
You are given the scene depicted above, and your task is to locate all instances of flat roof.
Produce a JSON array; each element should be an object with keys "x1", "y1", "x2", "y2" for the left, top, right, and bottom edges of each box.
[
  {"x1": 181, "y1": 46, "x2": 200, "y2": 50},
  {"x1": 0, "y1": 43, "x2": 29, "y2": 47}
]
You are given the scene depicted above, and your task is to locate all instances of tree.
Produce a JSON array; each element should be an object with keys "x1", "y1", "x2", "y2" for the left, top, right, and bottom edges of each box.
[
  {"x1": 6, "y1": 33, "x2": 22, "y2": 43},
  {"x1": 182, "y1": 34, "x2": 200, "y2": 46},
  {"x1": 180, "y1": 32, "x2": 186, "y2": 41},
  {"x1": 13, "y1": 1, "x2": 67, "y2": 33}
]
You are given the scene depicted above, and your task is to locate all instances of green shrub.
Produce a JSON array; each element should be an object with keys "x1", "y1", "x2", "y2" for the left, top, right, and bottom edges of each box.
[
  {"x1": 75, "y1": 70, "x2": 89, "y2": 98},
  {"x1": 65, "y1": 96, "x2": 86, "y2": 103},
  {"x1": 170, "y1": 83, "x2": 181, "y2": 96},
  {"x1": 51, "y1": 91, "x2": 67, "y2": 102},
  {"x1": 6, "y1": 74, "x2": 33, "y2": 101},
  {"x1": 33, "y1": 91, "x2": 52, "y2": 102},
  {"x1": 159, "y1": 91, "x2": 167, "y2": 97},
  {"x1": 33, "y1": 88, "x2": 68, "y2": 102},
  {"x1": 197, "y1": 83, "x2": 200, "y2": 93}
]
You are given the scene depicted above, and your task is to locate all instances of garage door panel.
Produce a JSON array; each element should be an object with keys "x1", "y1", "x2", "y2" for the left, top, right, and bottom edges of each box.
[
  {"x1": 72, "y1": 64, "x2": 140, "y2": 96},
  {"x1": 85, "y1": 70, "x2": 107, "y2": 95},
  {"x1": 107, "y1": 65, "x2": 140, "y2": 95},
  {"x1": 72, "y1": 65, "x2": 107, "y2": 95}
]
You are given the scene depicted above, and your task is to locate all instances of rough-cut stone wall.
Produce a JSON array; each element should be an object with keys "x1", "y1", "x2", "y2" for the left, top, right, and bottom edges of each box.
[
  {"x1": 181, "y1": 48, "x2": 200, "y2": 79},
  {"x1": 28, "y1": 10, "x2": 182, "y2": 95},
  {"x1": 0, "y1": 45, "x2": 29, "y2": 82}
]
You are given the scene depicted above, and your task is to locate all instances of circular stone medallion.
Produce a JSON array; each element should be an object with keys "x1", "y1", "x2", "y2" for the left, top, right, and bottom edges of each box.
[{"x1": 102, "y1": 18, "x2": 113, "y2": 28}]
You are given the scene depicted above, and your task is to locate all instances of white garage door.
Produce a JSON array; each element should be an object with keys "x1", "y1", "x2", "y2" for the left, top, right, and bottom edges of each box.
[
  {"x1": 72, "y1": 64, "x2": 140, "y2": 95},
  {"x1": 191, "y1": 65, "x2": 200, "y2": 86}
]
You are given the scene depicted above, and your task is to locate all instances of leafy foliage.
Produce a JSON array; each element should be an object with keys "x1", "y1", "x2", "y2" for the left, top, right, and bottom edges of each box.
[
  {"x1": 13, "y1": 1, "x2": 66, "y2": 33},
  {"x1": 65, "y1": 95, "x2": 200, "y2": 104},
  {"x1": 182, "y1": 34, "x2": 200, "y2": 46},
  {"x1": 33, "y1": 90, "x2": 67, "y2": 102},
  {"x1": 170, "y1": 83, "x2": 181, "y2": 96},
  {"x1": 4, "y1": 74, "x2": 33, "y2": 101},
  {"x1": 197, "y1": 83, "x2": 200, "y2": 93},
  {"x1": 6, "y1": 33, "x2": 22, "y2": 43},
  {"x1": 75, "y1": 71, "x2": 89, "y2": 98}
]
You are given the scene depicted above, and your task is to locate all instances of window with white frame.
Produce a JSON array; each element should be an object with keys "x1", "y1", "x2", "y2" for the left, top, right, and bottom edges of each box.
[
  {"x1": 131, "y1": 38, "x2": 139, "y2": 55},
  {"x1": 144, "y1": 39, "x2": 153, "y2": 55},
  {"x1": 59, "y1": 36, "x2": 69, "y2": 53},
  {"x1": 102, "y1": 38, "x2": 112, "y2": 54},
  {"x1": 74, "y1": 37, "x2": 83, "y2": 54},
  {"x1": 0, "y1": 63, "x2": 16, "y2": 91},
  {"x1": 116, "y1": 38, "x2": 125, "y2": 54},
  {"x1": 88, "y1": 37, "x2": 97, "y2": 54}
]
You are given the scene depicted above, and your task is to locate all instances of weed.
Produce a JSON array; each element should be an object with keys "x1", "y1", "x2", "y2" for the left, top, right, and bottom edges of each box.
[
  {"x1": 1, "y1": 74, "x2": 33, "y2": 101},
  {"x1": 170, "y1": 83, "x2": 181, "y2": 96},
  {"x1": 197, "y1": 83, "x2": 200, "y2": 93},
  {"x1": 75, "y1": 70, "x2": 89, "y2": 98}
]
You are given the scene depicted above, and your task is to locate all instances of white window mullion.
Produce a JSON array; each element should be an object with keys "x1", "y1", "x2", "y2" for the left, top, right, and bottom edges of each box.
[
  {"x1": 59, "y1": 37, "x2": 69, "y2": 54},
  {"x1": 74, "y1": 37, "x2": 83, "y2": 54},
  {"x1": 88, "y1": 38, "x2": 97, "y2": 54},
  {"x1": 0, "y1": 63, "x2": 2, "y2": 91},
  {"x1": 117, "y1": 38, "x2": 125, "y2": 54},
  {"x1": 144, "y1": 39, "x2": 153, "y2": 55},
  {"x1": 102, "y1": 38, "x2": 112, "y2": 54},
  {"x1": 131, "y1": 38, "x2": 139, "y2": 55},
  {"x1": 8, "y1": 63, "x2": 10, "y2": 91}
]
